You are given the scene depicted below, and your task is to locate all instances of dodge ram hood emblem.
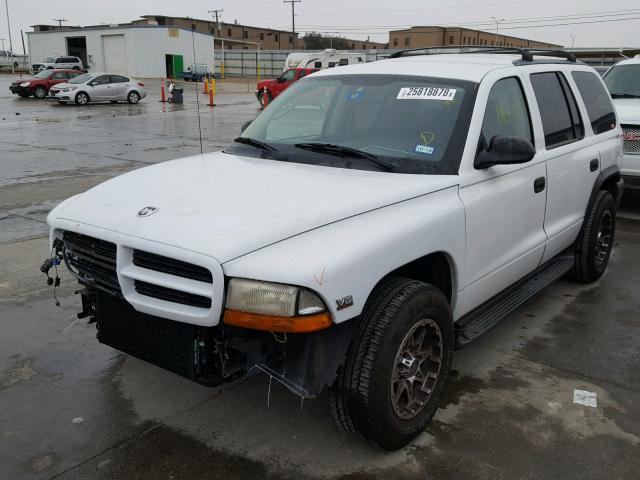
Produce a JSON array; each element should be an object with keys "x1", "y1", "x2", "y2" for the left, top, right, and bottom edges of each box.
[{"x1": 137, "y1": 206, "x2": 159, "y2": 217}]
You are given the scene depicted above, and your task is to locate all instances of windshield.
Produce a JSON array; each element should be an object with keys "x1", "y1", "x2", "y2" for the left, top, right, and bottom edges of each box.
[
  {"x1": 68, "y1": 73, "x2": 95, "y2": 84},
  {"x1": 43, "y1": 57, "x2": 55, "y2": 63},
  {"x1": 604, "y1": 64, "x2": 640, "y2": 98},
  {"x1": 233, "y1": 74, "x2": 476, "y2": 174},
  {"x1": 34, "y1": 70, "x2": 53, "y2": 79}
]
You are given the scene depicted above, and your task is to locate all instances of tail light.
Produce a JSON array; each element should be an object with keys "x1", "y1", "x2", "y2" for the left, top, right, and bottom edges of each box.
[{"x1": 137, "y1": 82, "x2": 144, "y2": 87}]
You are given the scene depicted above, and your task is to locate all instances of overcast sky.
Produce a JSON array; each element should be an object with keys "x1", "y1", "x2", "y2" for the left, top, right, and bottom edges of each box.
[{"x1": 2, "y1": 0, "x2": 640, "y2": 53}]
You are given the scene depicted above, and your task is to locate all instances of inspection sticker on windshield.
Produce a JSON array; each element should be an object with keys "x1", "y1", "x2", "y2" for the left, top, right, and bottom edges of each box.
[{"x1": 397, "y1": 87, "x2": 457, "y2": 101}]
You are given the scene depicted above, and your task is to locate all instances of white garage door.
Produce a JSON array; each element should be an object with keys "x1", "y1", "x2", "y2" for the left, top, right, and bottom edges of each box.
[{"x1": 102, "y1": 35, "x2": 127, "y2": 74}]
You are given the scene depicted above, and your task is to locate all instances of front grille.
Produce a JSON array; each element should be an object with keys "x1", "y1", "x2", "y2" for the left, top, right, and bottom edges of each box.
[
  {"x1": 96, "y1": 292, "x2": 198, "y2": 379},
  {"x1": 63, "y1": 231, "x2": 120, "y2": 295},
  {"x1": 133, "y1": 250, "x2": 212, "y2": 283},
  {"x1": 623, "y1": 175, "x2": 640, "y2": 189},
  {"x1": 622, "y1": 125, "x2": 640, "y2": 154},
  {"x1": 134, "y1": 280, "x2": 212, "y2": 309}
]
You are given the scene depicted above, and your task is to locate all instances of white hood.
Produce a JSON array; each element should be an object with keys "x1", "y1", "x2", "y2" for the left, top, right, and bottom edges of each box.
[
  {"x1": 50, "y1": 152, "x2": 458, "y2": 263},
  {"x1": 613, "y1": 98, "x2": 640, "y2": 124}
]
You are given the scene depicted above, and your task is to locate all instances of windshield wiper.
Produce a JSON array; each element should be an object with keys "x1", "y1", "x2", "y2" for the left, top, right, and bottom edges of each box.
[
  {"x1": 233, "y1": 137, "x2": 288, "y2": 161},
  {"x1": 611, "y1": 93, "x2": 640, "y2": 99},
  {"x1": 294, "y1": 142, "x2": 397, "y2": 172}
]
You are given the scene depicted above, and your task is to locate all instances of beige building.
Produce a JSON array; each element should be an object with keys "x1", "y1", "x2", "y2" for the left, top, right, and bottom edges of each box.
[
  {"x1": 389, "y1": 26, "x2": 560, "y2": 50},
  {"x1": 133, "y1": 15, "x2": 299, "y2": 50}
]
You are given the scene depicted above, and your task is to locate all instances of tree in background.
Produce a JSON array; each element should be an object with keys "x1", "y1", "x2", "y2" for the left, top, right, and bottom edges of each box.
[{"x1": 301, "y1": 32, "x2": 350, "y2": 50}]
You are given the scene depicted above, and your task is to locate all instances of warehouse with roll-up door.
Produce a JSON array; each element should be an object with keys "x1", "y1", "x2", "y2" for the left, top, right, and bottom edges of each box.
[{"x1": 27, "y1": 24, "x2": 214, "y2": 78}]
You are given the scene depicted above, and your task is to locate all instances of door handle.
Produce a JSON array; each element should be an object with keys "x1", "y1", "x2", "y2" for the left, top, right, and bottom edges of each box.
[
  {"x1": 590, "y1": 158, "x2": 599, "y2": 172},
  {"x1": 534, "y1": 177, "x2": 546, "y2": 193}
]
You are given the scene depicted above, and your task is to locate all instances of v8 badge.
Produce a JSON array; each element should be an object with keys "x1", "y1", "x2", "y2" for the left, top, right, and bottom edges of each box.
[{"x1": 336, "y1": 295, "x2": 354, "y2": 311}]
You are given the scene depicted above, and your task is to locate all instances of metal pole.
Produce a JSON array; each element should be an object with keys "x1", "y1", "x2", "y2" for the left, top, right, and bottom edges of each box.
[
  {"x1": 257, "y1": 44, "x2": 261, "y2": 81},
  {"x1": 5, "y1": 0, "x2": 15, "y2": 74},
  {"x1": 569, "y1": 34, "x2": 578, "y2": 48},
  {"x1": 491, "y1": 17, "x2": 504, "y2": 46}
]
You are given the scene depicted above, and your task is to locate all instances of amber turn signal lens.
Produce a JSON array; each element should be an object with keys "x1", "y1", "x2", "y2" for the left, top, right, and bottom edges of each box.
[{"x1": 223, "y1": 309, "x2": 332, "y2": 333}]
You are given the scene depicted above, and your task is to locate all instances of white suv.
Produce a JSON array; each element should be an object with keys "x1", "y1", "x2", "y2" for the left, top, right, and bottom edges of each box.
[
  {"x1": 603, "y1": 55, "x2": 640, "y2": 188},
  {"x1": 33, "y1": 55, "x2": 84, "y2": 73},
  {"x1": 45, "y1": 48, "x2": 623, "y2": 450}
]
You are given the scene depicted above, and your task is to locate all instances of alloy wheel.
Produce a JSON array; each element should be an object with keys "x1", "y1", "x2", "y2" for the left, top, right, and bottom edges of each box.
[
  {"x1": 595, "y1": 210, "x2": 613, "y2": 267},
  {"x1": 391, "y1": 318, "x2": 443, "y2": 420}
]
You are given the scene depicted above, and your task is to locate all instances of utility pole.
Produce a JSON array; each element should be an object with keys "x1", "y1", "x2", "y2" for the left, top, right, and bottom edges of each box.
[
  {"x1": 207, "y1": 9, "x2": 223, "y2": 35},
  {"x1": 5, "y1": 0, "x2": 14, "y2": 73},
  {"x1": 52, "y1": 18, "x2": 68, "y2": 29},
  {"x1": 491, "y1": 16, "x2": 505, "y2": 46},
  {"x1": 569, "y1": 34, "x2": 578, "y2": 48},
  {"x1": 284, "y1": 0, "x2": 301, "y2": 49}
]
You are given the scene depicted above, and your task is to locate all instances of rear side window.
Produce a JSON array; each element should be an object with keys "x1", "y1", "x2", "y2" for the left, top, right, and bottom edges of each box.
[
  {"x1": 481, "y1": 77, "x2": 533, "y2": 147},
  {"x1": 531, "y1": 72, "x2": 584, "y2": 149},
  {"x1": 55, "y1": 58, "x2": 65, "y2": 63},
  {"x1": 110, "y1": 75, "x2": 129, "y2": 83},
  {"x1": 572, "y1": 71, "x2": 617, "y2": 135}
]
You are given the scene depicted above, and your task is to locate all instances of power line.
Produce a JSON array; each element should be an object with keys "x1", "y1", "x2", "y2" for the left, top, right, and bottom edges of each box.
[
  {"x1": 296, "y1": 14, "x2": 640, "y2": 36},
  {"x1": 297, "y1": 8, "x2": 640, "y2": 31}
]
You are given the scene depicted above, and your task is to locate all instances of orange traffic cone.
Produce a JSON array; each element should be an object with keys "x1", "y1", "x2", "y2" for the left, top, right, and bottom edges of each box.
[{"x1": 159, "y1": 78, "x2": 166, "y2": 103}]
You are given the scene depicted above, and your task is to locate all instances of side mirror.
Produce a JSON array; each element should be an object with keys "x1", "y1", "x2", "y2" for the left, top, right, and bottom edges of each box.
[
  {"x1": 89, "y1": 82, "x2": 98, "y2": 86},
  {"x1": 240, "y1": 120, "x2": 252, "y2": 133},
  {"x1": 475, "y1": 135, "x2": 536, "y2": 169},
  {"x1": 276, "y1": 76, "x2": 285, "y2": 83}
]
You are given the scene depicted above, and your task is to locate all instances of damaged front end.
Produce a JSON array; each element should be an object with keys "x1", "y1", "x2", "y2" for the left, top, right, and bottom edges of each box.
[{"x1": 42, "y1": 231, "x2": 357, "y2": 398}]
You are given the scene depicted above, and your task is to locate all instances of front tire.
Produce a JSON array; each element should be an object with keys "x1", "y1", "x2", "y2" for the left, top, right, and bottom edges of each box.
[
  {"x1": 329, "y1": 278, "x2": 454, "y2": 450},
  {"x1": 569, "y1": 190, "x2": 616, "y2": 283},
  {"x1": 127, "y1": 91, "x2": 140, "y2": 104},
  {"x1": 75, "y1": 91, "x2": 89, "y2": 105},
  {"x1": 33, "y1": 86, "x2": 47, "y2": 99}
]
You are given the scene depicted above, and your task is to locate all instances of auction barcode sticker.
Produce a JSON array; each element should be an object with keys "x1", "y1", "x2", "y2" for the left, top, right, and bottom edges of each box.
[{"x1": 397, "y1": 87, "x2": 457, "y2": 101}]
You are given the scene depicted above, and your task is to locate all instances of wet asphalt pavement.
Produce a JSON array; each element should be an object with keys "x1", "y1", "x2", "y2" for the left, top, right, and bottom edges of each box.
[{"x1": 1, "y1": 73, "x2": 639, "y2": 480}]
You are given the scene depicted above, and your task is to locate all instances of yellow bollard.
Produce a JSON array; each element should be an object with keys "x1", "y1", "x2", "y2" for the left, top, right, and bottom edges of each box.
[
  {"x1": 211, "y1": 78, "x2": 216, "y2": 96},
  {"x1": 203, "y1": 78, "x2": 209, "y2": 94}
]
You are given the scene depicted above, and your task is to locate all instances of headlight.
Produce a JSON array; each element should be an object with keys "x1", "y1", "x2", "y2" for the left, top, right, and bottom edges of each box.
[
  {"x1": 61, "y1": 87, "x2": 77, "y2": 92},
  {"x1": 224, "y1": 278, "x2": 331, "y2": 333},
  {"x1": 20, "y1": 82, "x2": 30, "y2": 87}
]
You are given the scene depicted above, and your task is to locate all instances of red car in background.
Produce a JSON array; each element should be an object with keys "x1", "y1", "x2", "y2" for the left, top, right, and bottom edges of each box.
[
  {"x1": 255, "y1": 67, "x2": 319, "y2": 106},
  {"x1": 9, "y1": 69, "x2": 82, "y2": 99}
]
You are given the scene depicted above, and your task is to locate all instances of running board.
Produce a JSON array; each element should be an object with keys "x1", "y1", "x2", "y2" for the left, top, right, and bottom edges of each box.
[{"x1": 455, "y1": 254, "x2": 574, "y2": 348}]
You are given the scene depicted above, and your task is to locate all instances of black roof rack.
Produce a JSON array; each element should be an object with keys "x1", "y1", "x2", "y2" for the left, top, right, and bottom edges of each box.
[{"x1": 388, "y1": 45, "x2": 577, "y2": 63}]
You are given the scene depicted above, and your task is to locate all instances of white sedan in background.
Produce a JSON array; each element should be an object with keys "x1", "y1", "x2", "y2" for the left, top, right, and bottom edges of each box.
[{"x1": 49, "y1": 73, "x2": 146, "y2": 105}]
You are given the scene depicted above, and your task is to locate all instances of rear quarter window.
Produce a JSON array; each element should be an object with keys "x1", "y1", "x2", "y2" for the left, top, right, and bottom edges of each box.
[
  {"x1": 571, "y1": 71, "x2": 617, "y2": 135},
  {"x1": 530, "y1": 72, "x2": 584, "y2": 149}
]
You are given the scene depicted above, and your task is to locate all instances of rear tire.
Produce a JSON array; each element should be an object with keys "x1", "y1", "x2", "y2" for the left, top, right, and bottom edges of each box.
[
  {"x1": 569, "y1": 190, "x2": 616, "y2": 283},
  {"x1": 329, "y1": 278, "x2": 454, "y2": 450},
  {"x1": 127, "y1": 91, "x2": 140, "y2": 104},
  {"x1": 75, "y1": 91, "x2": 89, "y2": 105},
  {"x1": 33, "y1": 86, "x2": 47, "y2": 99}
]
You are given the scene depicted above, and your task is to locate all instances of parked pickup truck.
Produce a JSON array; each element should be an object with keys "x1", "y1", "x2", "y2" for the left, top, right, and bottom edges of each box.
[
  {"x1": 603, "y1": 55, "x2": 640, "y2": 188},
  {"x1": 255, "y1": 67, "x2": 319, "y2": 106},
  {"x1": 46, "y1": 47, "x2": 623, "y2": 450}
]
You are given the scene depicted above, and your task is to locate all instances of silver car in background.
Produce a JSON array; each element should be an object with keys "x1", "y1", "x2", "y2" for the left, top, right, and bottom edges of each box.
[{"x1": 49, "y1": 73, "x2": 146, "y2": 105}]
